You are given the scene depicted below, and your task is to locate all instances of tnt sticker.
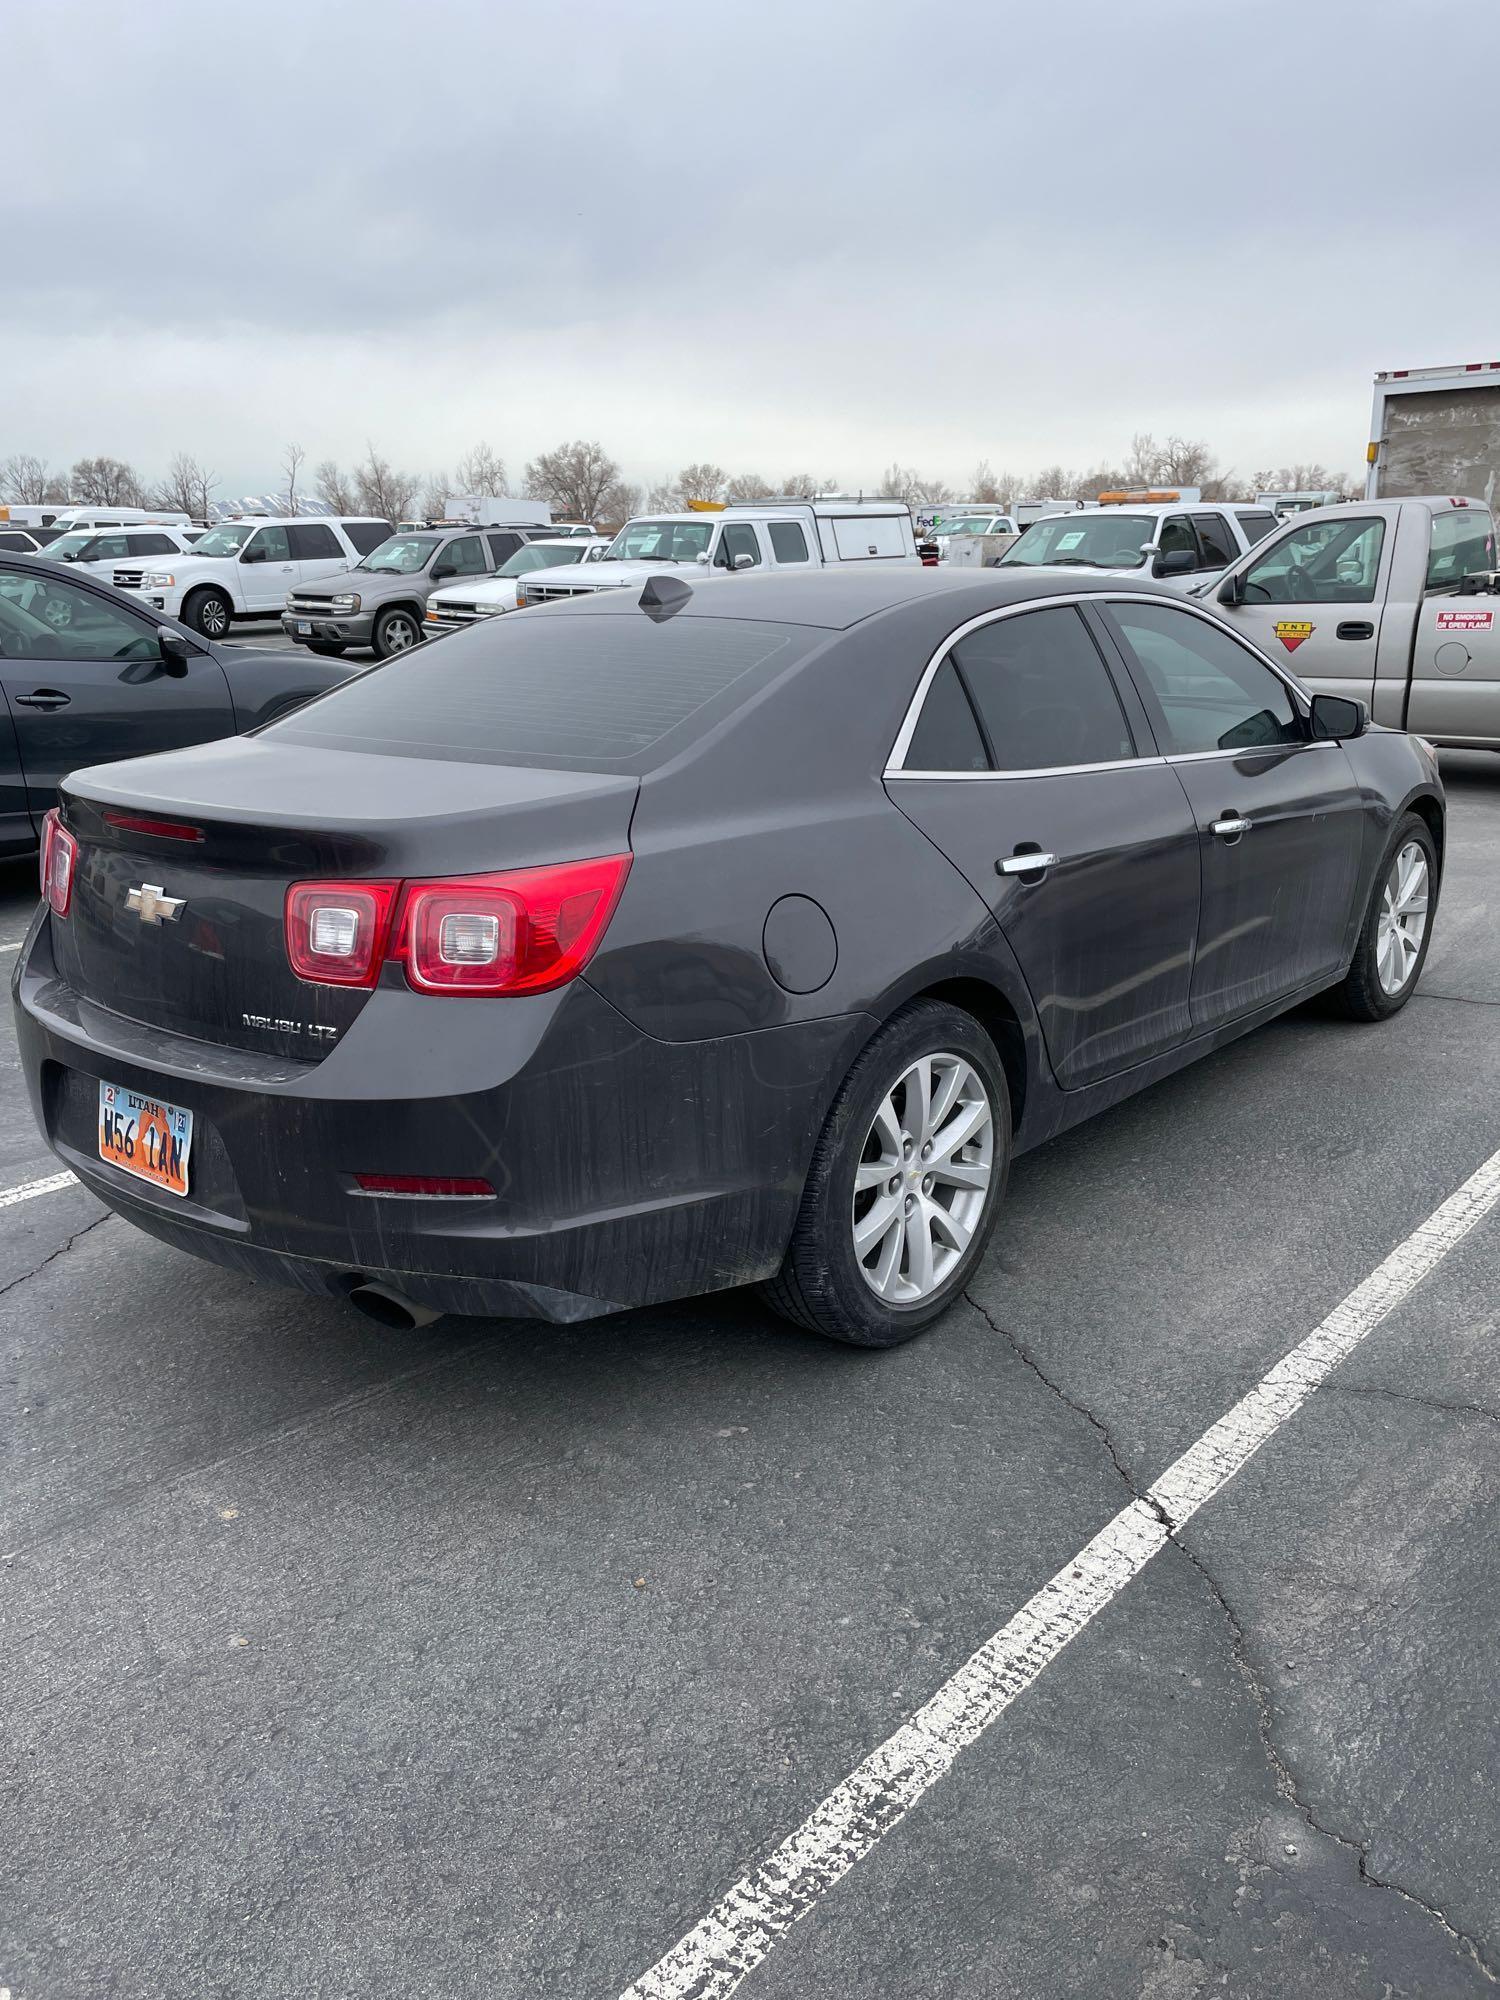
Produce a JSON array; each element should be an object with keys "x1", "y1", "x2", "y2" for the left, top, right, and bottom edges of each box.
[
  {"x1": 1273, "y1": 620, "x2": 1315, "y2": 653},
  {"x1": 1436, "y1": 608, "x2": 1494, "y2": 631}
]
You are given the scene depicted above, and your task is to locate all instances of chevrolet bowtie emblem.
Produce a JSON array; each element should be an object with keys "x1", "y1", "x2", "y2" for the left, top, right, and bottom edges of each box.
[{"x1": 125, "y1": 883, "x2": 185, "y2": 925}]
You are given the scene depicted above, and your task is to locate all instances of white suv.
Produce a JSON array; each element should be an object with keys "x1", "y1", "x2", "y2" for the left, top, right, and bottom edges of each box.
[
  {"x1": 111, "y1": 516, "x2": 391, "y2": 637},
  {"x1": 43, "y1": 525, "x2": 199, "y2": 576}
]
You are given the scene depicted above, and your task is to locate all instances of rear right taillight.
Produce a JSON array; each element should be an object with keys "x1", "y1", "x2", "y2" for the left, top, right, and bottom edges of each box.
[
  {"x1": 285, "y1": 879, "x2": 400, "y2": 986},
  {"x1": 396, "y1": 854, "x2": 632, "y2": 996},
  {"x1": 41, "y1": 808, "x2": 77, "y2": 917}
]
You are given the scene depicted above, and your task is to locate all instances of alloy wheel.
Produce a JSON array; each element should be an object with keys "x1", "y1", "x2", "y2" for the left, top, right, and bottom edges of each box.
[
  {"x1": 852, "y1": 1052, "x2": 994, "y2": 1304},
  {"x1": 383, "y1": 613, "x2": 419, "y2": 653},
  {"x1": 1376, "y1": 839, "x2": 1430, "y2": 995},
  {"x1": 199, "y1": 597, "x2": 229, "y2": 637}
]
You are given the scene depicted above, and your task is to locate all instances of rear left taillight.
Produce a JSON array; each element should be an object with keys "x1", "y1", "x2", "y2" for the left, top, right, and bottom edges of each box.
[
  {"x1": 396, "y1": 854, "x2": 631, "y2": 996},
  {"x1": 285, "y1": 855, "x2": 631, "y2": 997},
  {"x1": 40, "y1": 808, "x2": 77, "y2": 917},
  {"x1": 285, "y1": 879, "x2": 400, "y2": 986}
]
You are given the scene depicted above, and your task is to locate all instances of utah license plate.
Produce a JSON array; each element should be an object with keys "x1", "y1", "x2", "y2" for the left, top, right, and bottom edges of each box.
[
  {"x1": 98, "y1": 1080, "x2": 193, "y2": 1197},
  {"x1": 295, "y1": 620, "x2": 312, "y2": 635}
]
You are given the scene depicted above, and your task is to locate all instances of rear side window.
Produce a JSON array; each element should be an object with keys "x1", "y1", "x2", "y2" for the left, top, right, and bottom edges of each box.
[
  {"x1": 1426, "y1": 506, "x2": 1496, "y2": 592},
  {"x1": 768, "y1": 521, "x2": 809, "y2": 563},
  {"x1": 1237, "y1": 511, "x2": 1278, "y2": 545},
  {"x1": 1193, "y1": 513, "x2": 1239, "y2": 566},
  {"x1": 291, "y1": 522, "x2": 343, "y2": 560},
  {"x1": 948, "y1": 606, "x2": 1135, "y2": 771},
  {"x1": 903, "y1": 659, "x2": 989, "y2": 771},
  {"x1": 272, "y1": 613, "x2": 817, "y2": 770},
  {"x1": 487, "y1": 532, "x2": 523, "y2": 564},
  {"x1": 344, "y1": 520, "x2": 392, "y2": 555},
  {"x1": 133, "y1": 534, "x2": 178, "y2": 556}
]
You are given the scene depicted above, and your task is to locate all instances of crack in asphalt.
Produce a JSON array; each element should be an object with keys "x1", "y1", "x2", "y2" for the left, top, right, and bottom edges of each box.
[
  {"x1": 1413, "y1": 991, "x2": 1500, "y2": 1010},
  {"x1": 0, "y1": 1208, "x2": 111, "y2": 1302},
  {"x1": 1333, "y1": 1383, "x2": 1500, "y2": 1428},
  {"x1": 963, "y1": 1289, "x2": 1500, "y2": 1987}
]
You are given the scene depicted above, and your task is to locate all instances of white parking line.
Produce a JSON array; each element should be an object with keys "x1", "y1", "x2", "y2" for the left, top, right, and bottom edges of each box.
[
  {"x1": 622, "y1": 1143, "x2": 1500, "y2": 2000},
  {"x1": 0, "y1": 1170, "x2": 79, "y2": 1208}
]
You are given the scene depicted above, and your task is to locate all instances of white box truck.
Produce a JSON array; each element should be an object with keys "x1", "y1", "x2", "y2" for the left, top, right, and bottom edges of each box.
[{"x1": 1366, "y1": 361, "x2": 1500, "y2": 509}]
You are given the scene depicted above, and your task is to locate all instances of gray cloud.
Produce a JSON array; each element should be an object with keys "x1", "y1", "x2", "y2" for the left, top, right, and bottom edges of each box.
[{"x1": 5, "y1": 0, "x2": 1496, "y2": 493}]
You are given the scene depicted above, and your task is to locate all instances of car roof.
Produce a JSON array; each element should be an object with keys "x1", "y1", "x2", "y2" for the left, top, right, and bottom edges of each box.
[{"x1": 530, "y1": 565, "x2": 1187, "y2": 632}]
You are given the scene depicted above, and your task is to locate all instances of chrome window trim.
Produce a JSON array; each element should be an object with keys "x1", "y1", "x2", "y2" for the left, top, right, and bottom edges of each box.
[{"x1": 884, "y1": 589, "x2": 1266, "y2": 779}]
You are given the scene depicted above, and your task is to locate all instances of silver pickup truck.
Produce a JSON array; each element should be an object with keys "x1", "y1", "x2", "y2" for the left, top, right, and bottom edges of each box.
[{"x1": 1198, "y1": 495, "x2": 1499, "y2": 750}]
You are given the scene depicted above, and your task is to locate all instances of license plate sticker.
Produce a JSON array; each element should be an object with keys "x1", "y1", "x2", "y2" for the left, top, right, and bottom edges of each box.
[
  {"x1": 98, "y1": 1080, "x2": 193, "y2": 1197},
  {"x1": 295, "y1": 620, "x2": 312, "y2": 635}
]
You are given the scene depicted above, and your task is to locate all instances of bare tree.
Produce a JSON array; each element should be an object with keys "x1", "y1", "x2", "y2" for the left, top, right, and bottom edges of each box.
[
  {"x1": 967, "y1": 460, "x2": 1002, "y2": 503},
  {"x1": 2, "y1": 453, "x2": 53, "y2": 505},
  {"x1": 676, "y1": 461, "x2": 727, "y2": 505},
  {"x1": 455, "y1": 443, "x2": 507, "y2": 497},
  {"x1": 523, "y1": 440, "x2": 622, "y2": 522},
  {"x1": 70, "y1": 455, "x2": 146, "y2": 506},
  {"x1": 282, "y1": 441, "x2": 306, "y2": 517},
  {"x1": 645, "y1": 482, "x2": 680, "y2": 511},
  {"x1": 151, "y1": 452, "x2": 218, "y2": 519},
  {"x1": 418, "y1": 470, "x2": 452, "y2": 520},
  {"x1": 878, "y1": 463, "x2": 921, "y2": 505},
  {"x1": 778, "y1": 472, "x2": 830, "y2": 499},
  {"x1": 353, "y1": 444, "x2": 419, "y2": 524},
  {"x1": 597, "y1": 479, "x2": 641, "y2": 529},
  {"x1": 315, "y1": 460, "x2": 356, "y2": 513},
  {"x1": 726, "y1": 471, "x2": 774, "y2": 502}
]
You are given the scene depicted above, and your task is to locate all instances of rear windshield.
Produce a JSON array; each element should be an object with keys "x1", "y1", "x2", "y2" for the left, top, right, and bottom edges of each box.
[{"x1": 268, "y1": 610, "x2": 816, "y2": 771}]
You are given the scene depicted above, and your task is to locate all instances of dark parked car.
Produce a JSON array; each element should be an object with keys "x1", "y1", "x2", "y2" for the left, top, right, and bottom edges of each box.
[
  {"x1": 14, "y1": 569, "x2": 1443, "y2": 1346},
  {"x1": 0, "y1": 551, "x2": 359, "y2": 858}
]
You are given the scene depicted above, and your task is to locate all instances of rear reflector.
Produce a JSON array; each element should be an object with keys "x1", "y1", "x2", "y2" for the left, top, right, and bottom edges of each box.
[
  {"x1": 40, "y1": 808, "x2": 76, "y2": 917},
  {"x1": 285, "y1": 879, "x2": 400, "y2": 987},
  {"x1": 103, "y1": 810, "x2": 204, "y2": 843},
  {"x1": 353, "y1": 1174, "x2": 495, "y2": 1198}
]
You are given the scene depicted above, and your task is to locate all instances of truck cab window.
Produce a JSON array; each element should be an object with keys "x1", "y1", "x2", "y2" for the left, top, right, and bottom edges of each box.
[
  {"x1": 1425, "y1": 507, "x2": 1496, "y2": 593},
  {"x1": 1157, "y1": 515, "x2": 1198, "y2": 560},
  {"x1": 715, "y1": 523, "x2": 762, "y2": 571},
  {"x1": 1192, "y1": 513, "x2": 1238, "y2": 567},
  {"x1": 1241, "y1": 517, "x2": 1385, "y2": 604}
]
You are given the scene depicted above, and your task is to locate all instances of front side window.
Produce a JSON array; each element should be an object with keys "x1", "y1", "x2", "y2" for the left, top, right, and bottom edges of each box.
[
  {"x1": 768, "y1": 521, "x2": 809, "y2": 563},
  {"x1": 1158, "y1": 515, "x2": 1197, "y2": 559},
  {"x1": 0, "y1": 573, "x2": 158, "y2": 662},
  {"x1": 715, "y1": 523, "x2": 762, "y2": 571},
  {"x1": 999, "y1": 512, "x2": 1156, "y2": 570},
  {"x1": 243, "y1": 526, "x2": 292, "y2": 564},
  {"x1": 946, "y1": 606, "x2": 1136, "y2": 770},
  {"x1": 1193, "y1": 513, "x2": 1239, "y2": 567},
  {"x1": 1110, "y1": 601, "x2": 1302, "y2": 755},
  {"x1": 441, "y1": 535, "x2": 487, "y2": 576},
  {"x1": 1425, "y1": 506, "x2": 1496, "y2": 592},
  {"x1": 1240, "y1": 516, "x2": 1385, "y2": 604}
]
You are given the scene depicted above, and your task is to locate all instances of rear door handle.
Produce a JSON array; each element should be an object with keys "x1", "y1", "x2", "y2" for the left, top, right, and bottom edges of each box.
[
  {"x1": 997, "y1": 848, "x2": 1059, "y2": 876},
  {"x1": 15, "y1": 688, "x2": 70, "y2": 709},
  {"x1": 1209, "y1": 816, "x2": 1253, "y2": 838},
  {"x1": 1336, "y1": 621, "x2": 1374, "y2": 640}
]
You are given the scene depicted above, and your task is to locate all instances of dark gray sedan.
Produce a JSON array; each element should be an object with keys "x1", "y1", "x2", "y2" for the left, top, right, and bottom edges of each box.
[{"x1": 13, "y1": 568, "x2": 1443, "y2": 1346}]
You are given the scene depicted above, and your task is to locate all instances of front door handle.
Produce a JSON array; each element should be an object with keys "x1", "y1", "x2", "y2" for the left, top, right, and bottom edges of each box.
[
  {"x1": 1209, "y1": 815, "x2": 1253, "y2": 838},
  {"x1": 15, "y1": 688, "x2": 70, "y2": 709},
  {"x1": 997, "y1": 848, "x2": 1059, "y2": 876},
  {"x1": 1337, "y1": 621, "x2": 1374, "y2": 640}
]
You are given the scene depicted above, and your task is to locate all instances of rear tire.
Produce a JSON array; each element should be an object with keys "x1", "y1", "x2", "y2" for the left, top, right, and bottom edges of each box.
[
  {"x1": 1330, "y1": 810, "x2": 1438, "y2": 1022},
  {"x1": 307, "y1": 641, "x2": 347, "y2": 657},
  {"x1": 372, "y1": 606, "x2": 422, "y2": 658},
  {"x1": 761, "y1": 1000, "x2": 1010, "y2": 1347},
  {"x1": 184, "y1": 587, "x2": 232, "y2": 640}
]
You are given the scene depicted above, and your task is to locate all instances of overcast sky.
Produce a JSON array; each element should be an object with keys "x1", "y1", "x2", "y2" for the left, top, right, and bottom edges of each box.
[{"x1": 7, "y1": 0, "x2": 1497, "y2": 500}]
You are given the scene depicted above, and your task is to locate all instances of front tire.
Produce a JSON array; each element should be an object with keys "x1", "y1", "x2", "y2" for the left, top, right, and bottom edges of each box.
[
  {"x1": 761, "y1": 1000, "x2": 1010, "y2": 1346},
  {"x1": 372, "y1": 606, "x2": 422, "y2": 658},
  {"x1": 184, "y1": 587, "x2": 232, "y2": 640},
  {"x1": 1331, "y1": 810, "x2": 1438, "y2": 1021}
]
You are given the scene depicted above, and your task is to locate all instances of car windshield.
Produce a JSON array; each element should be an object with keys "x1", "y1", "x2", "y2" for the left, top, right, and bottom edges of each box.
[
  {"x1": 936, "y1": 517, "x2": 998, "y2": 537},
  {"x1": 604, "y1": 519, "x2": 715, "y2": 563},
  {"x1": 357, "y1": 535, "x2": 441, "y2": 574},
  {"x1": 192, "y1": 524, "x2": 256, "y2": 556},
  {"x1": 1000, "y1": 513, "x2": 1156, "y2": 569},
  {"x1": 497, "y1": 544, "x2": 587, "y2": 577},
  {"x1": 47, "y1": 533, "x2": 98, "y2": 559}
]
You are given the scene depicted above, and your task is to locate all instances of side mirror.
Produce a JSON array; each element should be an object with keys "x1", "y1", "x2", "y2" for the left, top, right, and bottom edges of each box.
[
  {"x1": 1218, "y1": 571, "x2": 1246, "y2": 606},
  {"x1": 239, "y1": 544, "x2": 261, "y2": 564},
  {"x1": 1309, "y1": 692, "x2": 1367, "y2": 741},
  {"x1": 430, "y1": 564, "x2": 457, "y2": 581},
  {"x1": 695, "y1": 550, "x2": 711, "y2": 565},
  {"x1": 1153, "y1": 549, "x2": 1196, "y2": 578},
  {"x1": 157, "y1": 625, "x2": 194, "y2": 675},
  {"x1": 732, "y1": 551, "x2": 755, "y2": 571}
]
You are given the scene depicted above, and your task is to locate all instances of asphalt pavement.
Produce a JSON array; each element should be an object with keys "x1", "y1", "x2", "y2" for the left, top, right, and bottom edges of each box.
[{"x1": 3, "y1": 754, "x2": 1498, "y2": 2000}]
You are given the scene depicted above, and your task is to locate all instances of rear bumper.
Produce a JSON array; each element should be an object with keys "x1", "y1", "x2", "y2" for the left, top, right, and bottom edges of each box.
[{"x1": 13, "y1": 921, "x2": 866, "y2": 1324}]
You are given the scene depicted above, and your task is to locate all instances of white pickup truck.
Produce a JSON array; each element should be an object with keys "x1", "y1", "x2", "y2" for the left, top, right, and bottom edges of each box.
[
  {"x1": 515, "y1": 497, "x2": 919, "y2": 607},
  {"x1": 1196, "y1": 494, "x2": 1500, "y2": 750}
]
